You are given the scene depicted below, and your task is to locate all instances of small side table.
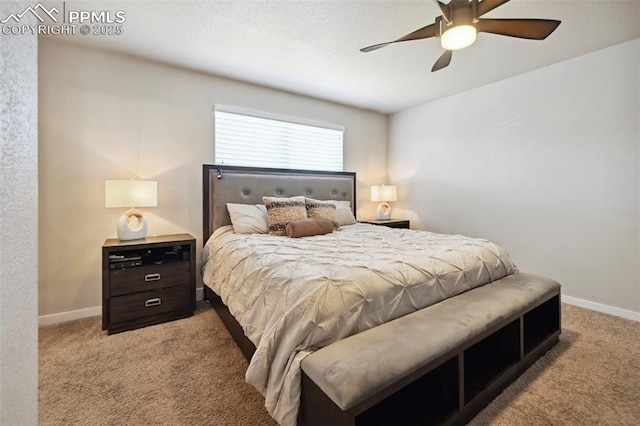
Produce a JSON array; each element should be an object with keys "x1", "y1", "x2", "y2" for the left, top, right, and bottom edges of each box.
[
  {"x1": 102, "y1": 233, "x2": 196, "y2": 334},
  {"x1": 358, "y1": 219, "x2": 410, "y2": 229}
]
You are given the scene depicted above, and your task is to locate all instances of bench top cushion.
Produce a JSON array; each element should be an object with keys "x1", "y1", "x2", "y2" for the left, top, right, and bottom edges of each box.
[{"x1": 301, "y1": 272, "x2": 560, "y2": 411}]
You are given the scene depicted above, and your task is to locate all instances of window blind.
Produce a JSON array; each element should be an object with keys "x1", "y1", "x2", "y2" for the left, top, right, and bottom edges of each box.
[{"x1": 215, "y1": 110, "x2": 344, "y2": 171}]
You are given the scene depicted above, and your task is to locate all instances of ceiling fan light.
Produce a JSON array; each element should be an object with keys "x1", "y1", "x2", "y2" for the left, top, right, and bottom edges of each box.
[{"x1": 441, "y1": 25, "x2": 477, "y2": 50}]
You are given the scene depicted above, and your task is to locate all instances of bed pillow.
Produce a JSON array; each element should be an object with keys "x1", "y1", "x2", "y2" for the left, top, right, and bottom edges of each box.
[
  {"x1": 331, "y1": 200, "x2": 357, "y2": 226},
  {"x1": 286, "y1": 218, "x2": 334, "y2": 238},
  {"x1": 305, "y1": 198, "x2": 341, "y2": 230},
  {"x1": 226, "y1": 203, "x2": 268, "y2": 234},
  {"x1": 262, "y1": 196, "x2": 308, "y2": 236}
]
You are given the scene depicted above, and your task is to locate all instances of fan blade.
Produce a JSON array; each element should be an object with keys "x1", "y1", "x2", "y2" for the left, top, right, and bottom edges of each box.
[
  {"x1": 431, "y1": 50, "x2": 452, "y2": 72},
  {"x1": 360, "y1": 23, "x2": 437, "y2": 52},
  {"x1": 360, "y1": 43, "x2": 392, "y2": 53},
  {"x1": 477, "y1": 0, "x2": 511, "y2": 17},
  {"x1": 433, "y1": 0, "x2": 450, "y2": 22},
  {"x1": 477, "y1": 18, "x2": 561, "y2": 40}
]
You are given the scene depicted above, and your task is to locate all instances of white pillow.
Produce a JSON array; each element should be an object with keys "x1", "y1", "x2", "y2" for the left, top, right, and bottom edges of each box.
[
  {"x1": 331, "y1": 200, "x2": 357, "y2": 226},
  {"x1": 226, "y1": 203, "x2": 268, "y2": 234}
]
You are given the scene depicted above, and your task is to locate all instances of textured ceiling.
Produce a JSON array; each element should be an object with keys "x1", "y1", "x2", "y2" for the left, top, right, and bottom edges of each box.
[{"x1": 46, "y1": 0, "x2": 640, "y2": 113}]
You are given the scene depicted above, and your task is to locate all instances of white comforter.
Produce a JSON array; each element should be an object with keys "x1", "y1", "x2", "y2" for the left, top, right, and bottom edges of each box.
[{"x1": 202, "y1": 223, "x2": 517, "y2": 425}]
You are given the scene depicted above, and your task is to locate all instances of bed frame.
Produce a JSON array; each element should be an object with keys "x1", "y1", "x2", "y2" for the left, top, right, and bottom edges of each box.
[
  {"x1": 201, "y1": 164, "x2": 561, "y2": 425},
  {"x1": 202, "y1": 164, "x2": 356, "y2": 361}
]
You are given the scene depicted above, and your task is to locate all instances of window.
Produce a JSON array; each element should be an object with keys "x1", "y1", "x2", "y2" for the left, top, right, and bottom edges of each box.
[{"x1": 215, "y1": 107, "x2": 344, "y2": 171}]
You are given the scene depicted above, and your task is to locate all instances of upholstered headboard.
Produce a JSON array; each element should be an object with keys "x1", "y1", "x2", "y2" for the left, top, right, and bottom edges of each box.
[{"x1": 202, "y1": 165, "x2": 356, "y2": 242}]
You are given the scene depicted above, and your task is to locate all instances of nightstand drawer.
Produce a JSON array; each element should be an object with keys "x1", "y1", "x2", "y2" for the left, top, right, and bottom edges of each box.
[
  {"x1": 109, "y1": 285, "x2": 191, "y2": 324},
  {"x1": 110, "y1": 261, "x2": 190, "y2": 296}
]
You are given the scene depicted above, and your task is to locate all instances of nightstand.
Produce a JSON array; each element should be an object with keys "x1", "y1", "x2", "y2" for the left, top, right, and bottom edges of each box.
[
  {"x1": 359, "y1": 219, "x2": 410, "y2": 229},
  {"x1": 102, "y1": 233, "x2": 196, "y2": 334}
]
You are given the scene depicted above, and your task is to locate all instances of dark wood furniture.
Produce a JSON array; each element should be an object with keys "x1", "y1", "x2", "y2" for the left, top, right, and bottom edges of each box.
[
  {"x1": 201, "y1": 165, "x2": 560, "y2": 426},
  {"x1": 359, "y1": 219, "x2": 410, "y2": 229},
  {"x1": 102, "y1": 233, "x2": 196, "y2": 334}
]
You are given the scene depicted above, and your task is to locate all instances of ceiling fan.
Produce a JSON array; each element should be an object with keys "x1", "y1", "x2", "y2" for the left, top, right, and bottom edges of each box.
[{"x1": 360, "y1": 0, "x2": 561, "y2": 72}]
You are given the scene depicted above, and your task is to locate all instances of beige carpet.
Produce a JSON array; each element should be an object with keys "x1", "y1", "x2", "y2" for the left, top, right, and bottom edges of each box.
[{"x1": 39, "y1": 302, "x2": 640, "y2": 425}]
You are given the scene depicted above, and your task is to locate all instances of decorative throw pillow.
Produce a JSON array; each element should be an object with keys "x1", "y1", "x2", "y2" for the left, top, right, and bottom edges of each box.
[
  {"x1": 305, "y1": 197, "x2": 341, "y2": 230},
  {"x1": 226, "y1": 203, "x2": 268, "y2": 234},
  {"x1": 262, "y1": 196, "x2": 308, "y2": 236},
  {"x1": 331, "y1": 200, "x2": 357, "y2": 226},
  {"x1": 286, "y1": 218, "x2": 334, "y2": 238}
]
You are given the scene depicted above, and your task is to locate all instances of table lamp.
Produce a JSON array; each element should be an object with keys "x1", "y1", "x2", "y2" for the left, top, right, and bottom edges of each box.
[
  {"x1": 105, "y1": 179, "x2": 157, "y2": 241},
  {"x1": 371, "y1": 185, "x2": 397, "y2": 220}
]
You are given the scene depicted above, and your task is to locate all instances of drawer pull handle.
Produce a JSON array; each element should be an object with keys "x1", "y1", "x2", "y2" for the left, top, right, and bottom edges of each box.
[
  {"x1": 145, "y1": 273, "x2": 161, "y2": 282},
  {"x1": 145, "y1": 298, "x2": 162, "y2": 307}
]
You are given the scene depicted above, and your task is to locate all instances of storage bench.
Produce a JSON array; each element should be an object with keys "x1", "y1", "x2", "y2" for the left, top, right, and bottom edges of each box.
[{"x1": 299, "y1": 272, "x2": 561, "y2": 425}]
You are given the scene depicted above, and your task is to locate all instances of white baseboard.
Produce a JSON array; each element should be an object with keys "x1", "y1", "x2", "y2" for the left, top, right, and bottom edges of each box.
[
  {"x1": 561, "y1": 295, "x2": 639, "y2": 322},
  {"x1": 38, "y1": 306, "x2": 102, "y2": 326}
]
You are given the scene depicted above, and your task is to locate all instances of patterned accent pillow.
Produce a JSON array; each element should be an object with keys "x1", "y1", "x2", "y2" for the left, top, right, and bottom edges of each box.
[
  {"x1": 262, "y1": 196, "x2": 308, "y2": 236},
  {"x1": 305, "y1": 197, "x2": 341, "y2": 230}
]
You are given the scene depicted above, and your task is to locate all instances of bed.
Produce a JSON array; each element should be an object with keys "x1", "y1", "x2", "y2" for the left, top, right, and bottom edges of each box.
[{"x1": 201, "y1": 165, "x2": 561, "y2": 426}]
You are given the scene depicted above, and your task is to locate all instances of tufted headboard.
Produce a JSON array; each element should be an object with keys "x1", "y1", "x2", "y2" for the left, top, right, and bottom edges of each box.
[{"x1": 202, "y1": 165, "x2": 356, "y2": 242}]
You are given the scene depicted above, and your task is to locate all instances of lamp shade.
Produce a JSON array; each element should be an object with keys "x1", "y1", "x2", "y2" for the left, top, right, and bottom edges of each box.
[
  {"x1": 105, "y1": 180, "x2": 157, "y2": 208},
  {"x1": 371, "y1": 185, "x2": 397, "y2": 202}
]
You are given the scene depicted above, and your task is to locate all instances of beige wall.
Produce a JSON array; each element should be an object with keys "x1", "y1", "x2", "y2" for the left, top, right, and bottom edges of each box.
[
  {"x1": 38, "y1": 38, "x2": 388, "y2": 318},
  {"x1": 389, "y1": 39, "x2": 640, "y2": 317}
]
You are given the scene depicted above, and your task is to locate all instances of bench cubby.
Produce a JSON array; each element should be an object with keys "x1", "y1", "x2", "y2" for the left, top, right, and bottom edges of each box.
[
  {"x1": 355, "y1": 356, "x2": 459, "y2": 426},
  {"x1": 524, "y1": 294, "x2": 561, "y2": 354},
  {"x1": 464, "y1": 318, "x2": 521, "y2": 404}
]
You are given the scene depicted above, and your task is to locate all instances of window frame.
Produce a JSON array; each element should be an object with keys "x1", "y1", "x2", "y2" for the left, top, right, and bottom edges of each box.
[{"x1": 214, "y1": 105, "x2": 345, "y2": 172}]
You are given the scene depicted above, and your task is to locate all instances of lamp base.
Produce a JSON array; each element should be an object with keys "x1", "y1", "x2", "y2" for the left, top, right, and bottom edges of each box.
[
  {"x1": 117, "y1": 208, "x2": 148, "y2": 241},
  {"x1": 375, "y1": 202, "x2": 392, "y2": 220}
]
